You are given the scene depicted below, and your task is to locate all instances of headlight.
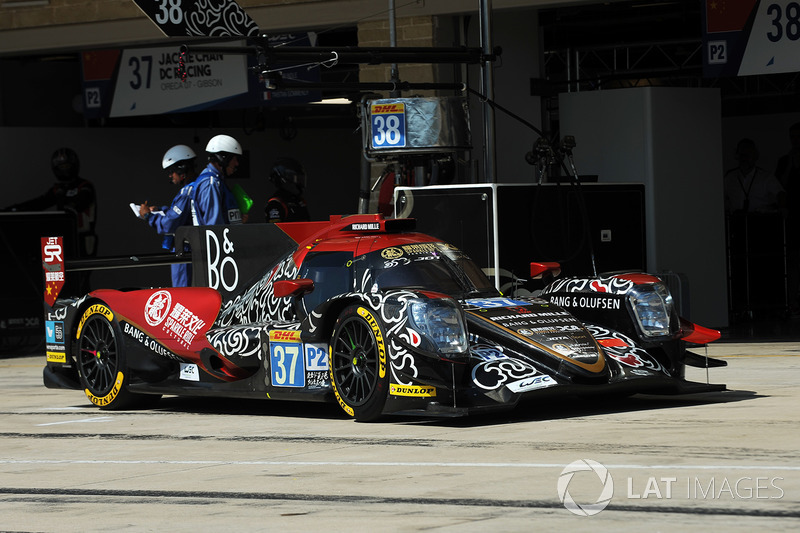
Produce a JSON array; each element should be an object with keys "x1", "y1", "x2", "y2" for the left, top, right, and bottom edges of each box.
[
  {"x1": 408, "y1": 298, "x2": 468, "y2": 354},
  {"x1": 628, "y1": 282, "x2": 674, "y2": 337}
]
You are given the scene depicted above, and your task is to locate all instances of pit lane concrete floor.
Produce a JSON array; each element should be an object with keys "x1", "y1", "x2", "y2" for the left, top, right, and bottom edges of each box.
[{"x1": 0, "y1": 340, "x2": 798, "y2": 532}]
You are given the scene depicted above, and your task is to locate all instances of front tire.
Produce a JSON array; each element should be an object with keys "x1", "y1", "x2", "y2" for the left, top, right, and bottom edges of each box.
[
  {"x1": 76, "y1": 303, "x2": 154, "y2": 410},
  {"x1": 329, "y1": 305, "x2": 389, "y2": 421}
]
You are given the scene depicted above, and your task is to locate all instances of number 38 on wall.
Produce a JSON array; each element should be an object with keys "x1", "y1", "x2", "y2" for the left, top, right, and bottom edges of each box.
[
  {"x1": 370, "y1": 103, "x2": 407, "y2": 149},
  {"x1": 155, "y1": 0, "x2": 184, "y2": 25},
  {"x1": 766, "y1": 2, "x2": 800, "y2": 42}
]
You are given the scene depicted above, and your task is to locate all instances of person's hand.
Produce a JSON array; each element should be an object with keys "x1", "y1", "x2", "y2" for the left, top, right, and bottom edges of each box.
[{"x1": 138, "y1": 201, "x2": 150, "y2": 218}]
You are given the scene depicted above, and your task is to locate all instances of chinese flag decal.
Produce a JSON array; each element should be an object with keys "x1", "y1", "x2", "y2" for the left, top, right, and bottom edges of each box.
[
  {"x1": 706, "y1": 0, "x2": 757, "y2": 34},
  {"x1": 41, "y1": 236, "x2": 65, "y2": 307}
]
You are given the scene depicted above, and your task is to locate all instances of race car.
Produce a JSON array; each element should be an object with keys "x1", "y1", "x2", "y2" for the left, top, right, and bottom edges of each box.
[{"x1": 42, "y1": 214, "x2": 725, "y2": 421}]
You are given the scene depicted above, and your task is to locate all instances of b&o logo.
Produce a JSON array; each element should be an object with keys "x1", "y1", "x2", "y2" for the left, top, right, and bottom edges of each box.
[
  {"x1": 206, "y1": 228, "x2": 239, "y2": 292},
  {"x1": 557, "y1": 459, "x2": 614, "y2": 516}
]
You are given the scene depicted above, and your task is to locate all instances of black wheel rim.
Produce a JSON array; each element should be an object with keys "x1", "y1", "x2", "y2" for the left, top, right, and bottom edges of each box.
[
  {"x1": 77, "y1": 315, "x2": 119, "y2": 395},
  {"x1": 332, "y1": 316, "x2": 379, "y2": 406}
]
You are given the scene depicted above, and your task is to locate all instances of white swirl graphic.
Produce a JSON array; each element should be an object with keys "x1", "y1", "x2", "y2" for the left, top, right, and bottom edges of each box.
[
  {"x1": 216, "y1": 255, "x2": 297, "y2": 328},
  {"x1": 185, "y1": 0, "x2": 258, "y2": 37},
  {"x1": 207, "y1": 326, "x2": 261, "y2": 359},
  {"x1": 471, "y1": 359, "x2": 538, "y2": 390},
  {"x1": 543, "y1": 276, "x2": 634, "y2": 296},
  {"x1": 313, "y1": 290, "x2": 421, "y2": 385}
]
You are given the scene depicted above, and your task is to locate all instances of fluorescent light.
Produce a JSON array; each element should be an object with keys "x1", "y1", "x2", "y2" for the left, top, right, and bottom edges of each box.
[
  {"x1": 312, "y1": 98, "x2": 352, "y2": 105},
  {"x1": 3, "y1": 0, "x2": 50, "y2": 7}
]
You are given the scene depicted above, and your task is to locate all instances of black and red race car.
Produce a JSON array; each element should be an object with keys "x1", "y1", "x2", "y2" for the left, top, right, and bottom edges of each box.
[{"x1": 42, "y1": 214, "x2": 725, "y2": 421}]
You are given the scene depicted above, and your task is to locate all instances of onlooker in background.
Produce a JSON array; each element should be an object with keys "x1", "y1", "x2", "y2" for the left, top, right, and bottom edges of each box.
[
  {"x1": 775, "y1": 122, "x2": 800, "y2": 189},
  {"x1": 723, "y1": 138, "x2": 785, "y2": 215},
  {"x1": 775, "y1": 123, "x2": 800, "y2": 314},
  {"x1": 137, "y1": 145, "x2": 198, "y2": 287},
  {"x1": 5, "y1": 147, "x2": 98, "y2": 258},
  {"x1": 192, "y1": 134, "x2": 245, "y2": 226},
  {"x1": 265, "y1": 157, "x2": 310, "y2": 223},
  {"x1": 724, "y1": 138, "x2": 788, "y2": 320}
]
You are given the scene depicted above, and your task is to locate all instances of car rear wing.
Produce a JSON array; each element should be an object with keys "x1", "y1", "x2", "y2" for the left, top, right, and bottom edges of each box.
[
  {"x1": 176, "y1": 214, "x2": 417, "y2": 302},
  {"x1": 41, "y1": 236, "x2": 189, "y2": 307},
  {"x1": 43, "y1": 214, "x2": 416, "y2": 307}
]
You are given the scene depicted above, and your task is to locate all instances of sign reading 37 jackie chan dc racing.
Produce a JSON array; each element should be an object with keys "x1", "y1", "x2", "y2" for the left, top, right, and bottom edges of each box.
[
  {"x1": 703, "y1": 0, "x2": 800, "y2": 77},
  {"x1": 82, "y1": 0, "x2": 271, "y2": 118},
  {"x1": 81, "y1": 34, "x2": 321, "y2": 120},
  {"x1": 80, "y1": 44, "x2": 248, "y2": 119},
  {"x1": 106, "y1": 43, "x2": 250, "y2": 118}
]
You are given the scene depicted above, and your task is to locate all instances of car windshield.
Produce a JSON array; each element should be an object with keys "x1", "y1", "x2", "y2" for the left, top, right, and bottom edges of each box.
[{"x1": 360, "y1": 242, "x2": 497, "y2": 299}]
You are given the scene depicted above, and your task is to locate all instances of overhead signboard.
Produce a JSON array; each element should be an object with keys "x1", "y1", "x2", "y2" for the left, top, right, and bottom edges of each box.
[
  {"x1": 81, "y1": 34, "x2": 322, "y2": 119},
  {"x1": 703, "y1": 0, "x2": 800, "y2": 77},
  {"x1": 109, "y1": 43, "x2": 249, "y2": 117},
  {"x1": 132, "y1": 0, "x2": 258, "y2": 37}
]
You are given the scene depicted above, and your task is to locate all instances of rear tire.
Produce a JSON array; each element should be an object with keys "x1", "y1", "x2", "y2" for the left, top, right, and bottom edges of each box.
[
  {"x1": 329, "y1": 305, "x2": 389, "y2": 421},
  {"x1": 76, "y1": 303, "x2": 158, "y2": 410}
]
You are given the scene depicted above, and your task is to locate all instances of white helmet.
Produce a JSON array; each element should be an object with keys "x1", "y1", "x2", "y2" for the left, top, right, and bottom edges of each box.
[
  {"x1": 206, "y1": 134, "x2": 243, "y2": 156},
  {"x1": 162, "y1": 145, "x2": 197, "y2": 170}
]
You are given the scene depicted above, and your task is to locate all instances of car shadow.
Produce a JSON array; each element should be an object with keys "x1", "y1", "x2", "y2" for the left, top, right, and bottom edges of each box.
[
  {"x1": 400, "y1": 388, "x2": 762, "y2": 428},
  {"x1": 43, "y1": 389, "x2": 763, "y2": 452},
  {"x1": 128, "y1": 387, "x2": 761, "y2": 426},
  {"x1": 147, "y1": 395, "x2": 351, "y2": 420}
]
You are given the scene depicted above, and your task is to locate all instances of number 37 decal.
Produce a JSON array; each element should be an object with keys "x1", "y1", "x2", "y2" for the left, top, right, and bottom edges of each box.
[{"x1": 269, "y1": 332, "x2": 328, "y2": 387}]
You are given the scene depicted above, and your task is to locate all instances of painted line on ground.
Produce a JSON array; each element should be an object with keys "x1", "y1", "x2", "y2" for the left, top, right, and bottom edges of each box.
[
  {"x1": 36, "y1": 417, "x2": 114, "y2": 426},
  {"x1": 1, "y1": 459, "x2": 798, "y2": 470},
  {"x1": 711, "y1": 353, "x2": 800, "y2": 358},
  {"x1": 1, "y1": 487, "x2": 797, "y2": 517}
]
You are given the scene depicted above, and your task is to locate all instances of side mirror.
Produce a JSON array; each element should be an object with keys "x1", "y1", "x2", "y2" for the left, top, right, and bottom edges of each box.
[
  {"x1": 530, "y1": 262, "x2": 561, "y2": 279},
  {"x1": 273, "y1": 278, "x2": 315, "y2": 298}
]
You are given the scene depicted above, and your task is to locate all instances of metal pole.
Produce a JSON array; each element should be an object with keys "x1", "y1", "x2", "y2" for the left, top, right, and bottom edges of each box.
[
  {"x1": 360, "y1": 0, "x2": 398, "y2": 214},
  {"x1": 566, "y1": 47, "x2": 571, "y2": 92},
  {"x1": 480, "y1": 0, "x2": 496, "y2": 183},
  {"x1": 389, "y1": 0, "x2": 400, "y2": 97}
]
